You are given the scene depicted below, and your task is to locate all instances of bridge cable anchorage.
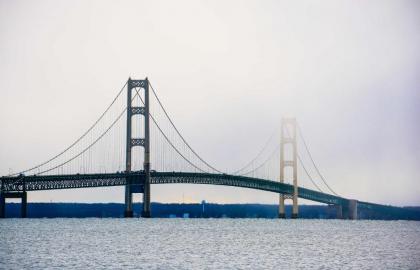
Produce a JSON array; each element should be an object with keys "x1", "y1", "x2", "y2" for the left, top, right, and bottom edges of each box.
[
  {"x1": 7, "y1": 81, "x2": 128, "y2": 177},
  {"x1": 296, "y1": 122, "x2": 339, "y2": 196},
  {"x1": 231, "y1": 128, "x2": 279, "y2": 175},
  {"x1": 284, "y1": 125, "x2": 324, "y2": 193},
  {"x1": 239, "y1": 144, "x2": 280, "y2": 177},
  {"x1": 134, "y1": 89, "x2": 208, "y2": 173},
  {"x1": 148, "y1": 81, "x2": 224, "y2": 174}
]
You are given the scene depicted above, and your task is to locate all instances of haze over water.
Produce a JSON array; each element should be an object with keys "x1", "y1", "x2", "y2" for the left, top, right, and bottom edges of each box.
[{"x1": 1, "y1": 219, "x2": 419, "y2": 269}]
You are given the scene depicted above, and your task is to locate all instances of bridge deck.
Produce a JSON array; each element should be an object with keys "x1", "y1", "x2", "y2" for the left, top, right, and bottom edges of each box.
[
  {"x1": 1, "y1": 171, "x2": 347, "y2": 205},
  {"x1": 1, "y1": 171, "x2": 406, "y2": 216}
]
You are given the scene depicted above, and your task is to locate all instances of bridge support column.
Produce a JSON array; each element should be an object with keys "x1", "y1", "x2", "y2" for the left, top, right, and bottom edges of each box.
[
  {"x1": 141, "y1": 164, "x2": 151, "y2": 218},
  {"x1": 279, "y1": 118, "x2": 298, "y2": 219},
  {"x1": 141, "y1": 78, "x2": 151, "y2": 218},
  {"x1": 125, "y1": 78, "x2": 151, "y2": 218},
  {"x1": 342, "y1": 200, "x2": 358, "y2": 220},
  {"x1": 21, "y1": 191, "x2": 27, "y2": 218},
  {"x1": 348, "y1": 200, "x2": 357, "y2": 220},
  {"x1": 125, "y1": 77, "x2": 134, "y2": 218},
  {"x1": 0, "y1": 194, "x2": 5, "y2": 218},
  {"x1": 279, "y1": 195, "x2": 285, "y2": 218},
  {"x1": 0, "y1": 192, "x2": 27, "y2": 218},
  {"x1": 124, "y1": 175, "x2": 133, "y2": 217},
  {"x1": 124, "y1": 188, "x2": 133, "y2": 217}
]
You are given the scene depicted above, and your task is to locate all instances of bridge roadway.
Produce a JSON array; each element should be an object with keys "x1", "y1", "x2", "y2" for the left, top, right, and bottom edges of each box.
[
  {"x1": 1, "y1": 171, "x2": 394, "y2": 217},
  {"x1": 2, "y1": 171, "x2": 349, "y2": 203}
]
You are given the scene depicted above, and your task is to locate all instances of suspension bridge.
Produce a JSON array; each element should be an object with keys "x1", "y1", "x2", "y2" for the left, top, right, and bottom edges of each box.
[{"x1": 0, "y1": 78, "x2": 396, "y2": 219}]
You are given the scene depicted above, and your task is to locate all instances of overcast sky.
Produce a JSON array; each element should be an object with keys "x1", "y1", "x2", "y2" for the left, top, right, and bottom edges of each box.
[{"x1": 1, "y1": 0, "x2": 419, "y2": 206}]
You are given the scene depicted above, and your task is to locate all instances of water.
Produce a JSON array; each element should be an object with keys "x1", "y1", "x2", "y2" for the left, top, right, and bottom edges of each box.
[{"x1": 1, "y1": 219, "x2": 419, "y2": 269}]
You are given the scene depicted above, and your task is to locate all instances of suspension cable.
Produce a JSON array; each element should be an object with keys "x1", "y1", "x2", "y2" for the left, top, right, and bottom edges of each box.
[
  {"x1": 135, "y1": 89, "x2": 207, "y2": 173},
  {"x1": 239, "y1": 144, "x2": 280, "y2": 176},
  {"x1": 297, "y1": 153, "x2": 323, "y2": 192},
  {"x1": 296, "y1": 123, "x2": 338, "y2": 195},
  {"x1": 232, "y1": 128, "x2": 278, "y2": 175},
  {"x1": 148, "y1": 81, "x2": 223, "y2": 173},
  {"x1": 9, "y1": 81, "x2": 128, "y2": 176},
  {"x1": 34, "y1": 87, "x2": 140, "y2": 176},
  {"x1": 36, "y1": 105, "x2": 128, "y2": 175}
]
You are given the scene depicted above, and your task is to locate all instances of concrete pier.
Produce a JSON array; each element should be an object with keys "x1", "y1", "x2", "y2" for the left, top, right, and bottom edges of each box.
[
  {"x1": 348, "y1": 200, "x2": 358, "y2": 220},
  {"x1": 342, "y1": 199, "x2": 358, "y2": 220},
  {"x1": 0, "y1": 195, "x2": 5, "y2": 218},
  {"x1": 278, "y1": 213, "x2": 286, "y2": 218},
  {"x1": 0, "y1": 191, "x2": 27, "y2": 218}
]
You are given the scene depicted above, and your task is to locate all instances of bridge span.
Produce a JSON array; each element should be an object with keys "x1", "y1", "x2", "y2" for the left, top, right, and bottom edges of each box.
[
  {"x1": 1, "y1": 77, "x2": 402, "y2": 220},
  {"x1": 2, "y1": 171, "x2": 368, "y2": 219}
]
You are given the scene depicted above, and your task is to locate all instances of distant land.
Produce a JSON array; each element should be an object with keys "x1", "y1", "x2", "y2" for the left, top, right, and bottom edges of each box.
[{"x1": 3, "y1": 203, "x2": 420, "y2": 220}]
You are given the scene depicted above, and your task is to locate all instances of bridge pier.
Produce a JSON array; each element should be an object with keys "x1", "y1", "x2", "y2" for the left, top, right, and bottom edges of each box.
[
  {"x1": 0, "y1": 194, "x2": 4, "y2": 218},
  {"x1": 124, "y1": 210, "x2": 134, "y2": 217},
  {"x1": 0, "y1": 191, "x2": 27, "y2": 218},
  {"x1": 21, "y1": 192, "x2": 27, "y2": 218},
  {"x1": 141, "y1": 167, "x2": 151, "y2": 218},
  {"x1": 278, "y1": 195, "x2": 286, "y2": 218},
  {"x1": 347, "y1": 200, "x2": 357, "y2": 220},
  {"x1": 342, "y1": 200, "x2": 358, "y2": 220},
  {"x1": 124, "y1": 185, "x2": 133, "y2": 218}
]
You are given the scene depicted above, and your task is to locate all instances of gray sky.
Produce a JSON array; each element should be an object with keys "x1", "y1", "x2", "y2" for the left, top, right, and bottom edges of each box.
[{"x1": 1, "y1": 0, "x2": 419, "y2": 206}]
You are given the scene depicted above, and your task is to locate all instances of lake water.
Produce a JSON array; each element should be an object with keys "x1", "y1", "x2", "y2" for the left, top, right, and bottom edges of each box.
[{"x1": 1, "y1": 219, "x2": 419, "y2": 269}]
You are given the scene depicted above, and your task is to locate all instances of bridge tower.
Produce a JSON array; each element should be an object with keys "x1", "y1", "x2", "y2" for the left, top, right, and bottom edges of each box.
[
  {"x1": 124, "y1": 78, "x2": 151, "y2": 218},
  {"x1": 279, "y1": 118, "x2": 298, "y2": 218}
]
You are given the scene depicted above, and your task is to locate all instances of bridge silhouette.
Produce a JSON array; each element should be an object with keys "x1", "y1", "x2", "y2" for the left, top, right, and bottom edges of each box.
[{"x1": 0, "y1": 78, "x2": 395, "y2": 219}]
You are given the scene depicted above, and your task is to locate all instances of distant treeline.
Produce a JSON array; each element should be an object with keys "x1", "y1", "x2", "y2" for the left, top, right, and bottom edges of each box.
[{"x1": 4, "y1": 203, "x2": 420, "y2": 220}]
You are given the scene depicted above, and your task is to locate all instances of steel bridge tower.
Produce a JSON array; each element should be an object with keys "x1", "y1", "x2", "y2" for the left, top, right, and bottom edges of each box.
[
  {"x1": 124, "y1": 78, "x2": 151, "y2": 218},
  {"x1": 279, "y1": 118, "x2": 298, "y2": 218}
]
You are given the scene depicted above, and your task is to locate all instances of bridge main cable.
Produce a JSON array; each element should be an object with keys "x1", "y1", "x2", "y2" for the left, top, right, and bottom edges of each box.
[
  {"x1": 8, "y1": 81, "x2": 128, "y2": 177},
  {"x1": 238, "y1": 143, "x2": 280, "y2": 177},
  {"x1": 34, "y1": 108, "x2": 127, "y2": 175},
  {"x1": 231, "y1": 129, "x2": 278, "y2": 175},
  {"x1": 12, "y1": 85, "x2": 139, "y2": 178},
  {"x1": 134, "y1": 88, "x2": 208, "y2": 173},
  {"x1": 148, "y1": 81, "x2": 224, "y2": 174},
  {"x1": 296, "y1": 122, "x2": 339, "y2": 196}
]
